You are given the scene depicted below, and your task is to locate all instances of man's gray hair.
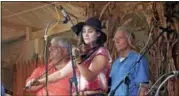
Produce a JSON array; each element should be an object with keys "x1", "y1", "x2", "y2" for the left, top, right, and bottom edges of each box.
[
  {"x1": 116, "y1": 26, "x2": 133, "y2": 38},
  {"x1": 51, "y1": 37, "x2": 71, "y2": 48}
]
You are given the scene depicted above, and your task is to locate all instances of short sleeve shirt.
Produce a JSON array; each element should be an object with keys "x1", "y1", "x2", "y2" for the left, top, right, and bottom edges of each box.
[
  {"x1": 76, "y1": 47, "x2": 112, "y2": 92},
  {"x1": 109, "y1": 51, "x2": 149, "y2": 96}
]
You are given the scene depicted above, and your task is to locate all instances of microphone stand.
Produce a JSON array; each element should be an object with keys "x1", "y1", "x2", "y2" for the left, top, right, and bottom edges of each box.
[
  {"x1": 54, "y1": 5, "x2": 79, "y2": 96},
  {"x1": 145, "y1": 72, "x2": 173, "y2": 95},
  {"x1": 110, "y1": 27, "x2": 173, "y2": 96},
  {"x1": 43, "y1": 21, "x2": 65, "y2": 96},
  {"x1": 44, "y1": 26, "x2": 49, "y2": 96},
  {"x1": 145, "y1": 71, "x2": 179, "y2": 95},
  {"x1": 43, "y1": 21, "x2": 59, "y2": 96},
  {"x1": 69, "y1": 45, "x2": 79, "y2": 96},
  {"x1": 155, "y1": 74, "x2": 176, "y2": 96}
]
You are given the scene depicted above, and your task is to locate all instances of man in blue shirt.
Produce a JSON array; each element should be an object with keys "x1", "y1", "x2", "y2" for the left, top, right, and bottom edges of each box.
[{"x1": 109, "y1": 26, "x2": 149, "y2": 96}]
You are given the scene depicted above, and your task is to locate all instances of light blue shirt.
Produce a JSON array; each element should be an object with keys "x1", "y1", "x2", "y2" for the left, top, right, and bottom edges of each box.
[{"x1": 109, "y1": 51, "x2": 149, "y2": 96}]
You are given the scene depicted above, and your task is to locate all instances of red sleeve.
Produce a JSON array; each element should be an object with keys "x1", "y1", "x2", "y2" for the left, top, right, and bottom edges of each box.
[{"x1": 26, "y1": 66, "x2": 43, "y2": 83}]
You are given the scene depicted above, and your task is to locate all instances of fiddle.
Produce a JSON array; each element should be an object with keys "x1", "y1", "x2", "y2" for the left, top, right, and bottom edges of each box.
[
  {"x1": 72, "y1": 43, "x2": 100, "y2": 65},
  {"x1": 72, "y1": 44, "x2": 89, "y2": 64}
]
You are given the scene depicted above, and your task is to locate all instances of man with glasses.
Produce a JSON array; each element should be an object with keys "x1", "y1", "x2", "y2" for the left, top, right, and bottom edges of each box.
[{"x1": 25, "y1": 37, "x2": 72, "y2": 96}]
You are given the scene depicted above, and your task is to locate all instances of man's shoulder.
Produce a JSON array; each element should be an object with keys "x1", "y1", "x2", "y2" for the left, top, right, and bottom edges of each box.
[
  {"x1": 129, "y1": 51, "x2": 148, "y2": 64},
  {"x1": 128, "y1": 51, "x2": 142, "y2": 59},
  {"x1": 130, "y1": 50, "x2": 140, "y2": 56}
]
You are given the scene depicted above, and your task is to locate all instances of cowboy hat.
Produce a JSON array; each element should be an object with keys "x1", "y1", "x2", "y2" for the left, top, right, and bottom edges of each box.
[{"x1": 72, "y1": 17, "x2": 107, "y2": 43}]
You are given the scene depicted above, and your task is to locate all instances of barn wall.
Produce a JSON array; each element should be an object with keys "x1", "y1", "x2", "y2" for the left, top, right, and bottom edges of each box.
[{"x1": 2, "y1": 39, "x2": 37, "y2": 90}]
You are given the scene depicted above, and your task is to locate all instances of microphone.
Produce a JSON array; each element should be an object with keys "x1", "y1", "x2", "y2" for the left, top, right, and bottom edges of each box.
[
  {"x1": 159, "y1": 26, "x2": 174, "y2": 33},
  {"x1": 58, "y1": 5, "x2": 70, "y2": 24}
]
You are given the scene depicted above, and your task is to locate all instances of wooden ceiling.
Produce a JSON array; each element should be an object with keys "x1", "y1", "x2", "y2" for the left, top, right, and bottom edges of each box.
[
  {"x1": 1, "y1": 1, "x2": 89, "y2": 43},
  {"x1": 1, "y1": 1, "x2": 159, "y2": 64},
  {"x1": 1, "y1": 1, "x2": 152, "y2": 43},
  {"x1": 2, "y1": 1, "x2": 88, "y2": 28}
]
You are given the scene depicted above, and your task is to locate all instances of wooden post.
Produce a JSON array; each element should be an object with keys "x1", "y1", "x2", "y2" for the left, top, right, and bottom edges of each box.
[
  {"x1": 34, "y1": 38, "x2": 44, "y2": 58},
  {"x1": 26, "y1": 27, "x2": 32, "y2": 41}
]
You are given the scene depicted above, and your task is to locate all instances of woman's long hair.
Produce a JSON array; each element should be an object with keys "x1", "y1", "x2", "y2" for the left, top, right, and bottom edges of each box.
[
  {"x1": 77, "y1": 29, "x2": 105, "y2": 62},
  {"x1": 78, "y1": 29, "x2": 105, "y2": 47}
]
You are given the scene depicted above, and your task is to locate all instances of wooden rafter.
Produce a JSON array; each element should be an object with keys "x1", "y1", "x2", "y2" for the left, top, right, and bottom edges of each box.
[{"x1": 2, "y1": 20, "x2": 40, "y2": 31}]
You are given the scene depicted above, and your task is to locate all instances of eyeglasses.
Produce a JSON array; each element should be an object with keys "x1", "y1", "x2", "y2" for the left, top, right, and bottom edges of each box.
[{"x1": 49, "y1": 45, "x2": 62, "y2": 51}]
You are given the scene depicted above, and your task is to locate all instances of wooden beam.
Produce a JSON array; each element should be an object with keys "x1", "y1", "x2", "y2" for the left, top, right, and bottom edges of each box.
[
  {"x1": 2, "y1": 35, "x2": 25, "y2": 44},
  {"x1": 32, "y1": 23, "x2": 76, "y2": 39},
  {"x1": 2, "y1": 18, "x2": 83, "y2": 44},
  {"x1": 2, "y1": 26, "x2": 25, "y2": 41},
  {"x1": 2, "y1": 22, "x2": 72, "y2": 41},
  {"x1": 2, "y1": 20, "x2": 40, "y2": 31}
]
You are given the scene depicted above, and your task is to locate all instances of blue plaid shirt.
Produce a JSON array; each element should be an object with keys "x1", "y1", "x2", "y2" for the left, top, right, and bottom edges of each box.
[{"x1": 109, "y1": 51, "x2": 149, "y2": 96}]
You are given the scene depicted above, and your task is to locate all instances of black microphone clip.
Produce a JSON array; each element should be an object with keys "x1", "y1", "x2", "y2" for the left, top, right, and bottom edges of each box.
[
  {"x1": 172, "y1": 71, "x2": 179, "y2": 76},
  {"x1": 63, "y1": 17, "x2": 68, "y2": 24},
  {"x1": 159, "y1": 26, "x2": 174, "y2": 33},
  {"x1": 59, "y1": 5, "x2": 69, "y2": 24}
]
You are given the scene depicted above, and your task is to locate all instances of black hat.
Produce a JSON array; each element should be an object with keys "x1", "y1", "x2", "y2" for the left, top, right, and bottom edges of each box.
[{"x1": 72, "y1": 17, "x2": 107, "y2": 43}]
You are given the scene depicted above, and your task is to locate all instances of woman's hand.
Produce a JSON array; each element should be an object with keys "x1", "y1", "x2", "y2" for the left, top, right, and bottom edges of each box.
[{"x1": 72, "y1": 47, "x2": 82, "y2": 65}]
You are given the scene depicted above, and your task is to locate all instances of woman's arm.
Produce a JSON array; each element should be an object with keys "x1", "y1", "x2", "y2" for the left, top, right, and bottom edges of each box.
[{"x1": 77, "y1": 55, "x2": 108, "y2": 81}]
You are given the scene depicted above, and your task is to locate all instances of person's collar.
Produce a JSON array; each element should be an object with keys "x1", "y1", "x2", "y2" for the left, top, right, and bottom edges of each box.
[
  {"x1": 53, "y1": 57, "x2": 70, "y2": 70},
  {"x1": 119, "y1": 50, "x2": 135, "y2": 59}
]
